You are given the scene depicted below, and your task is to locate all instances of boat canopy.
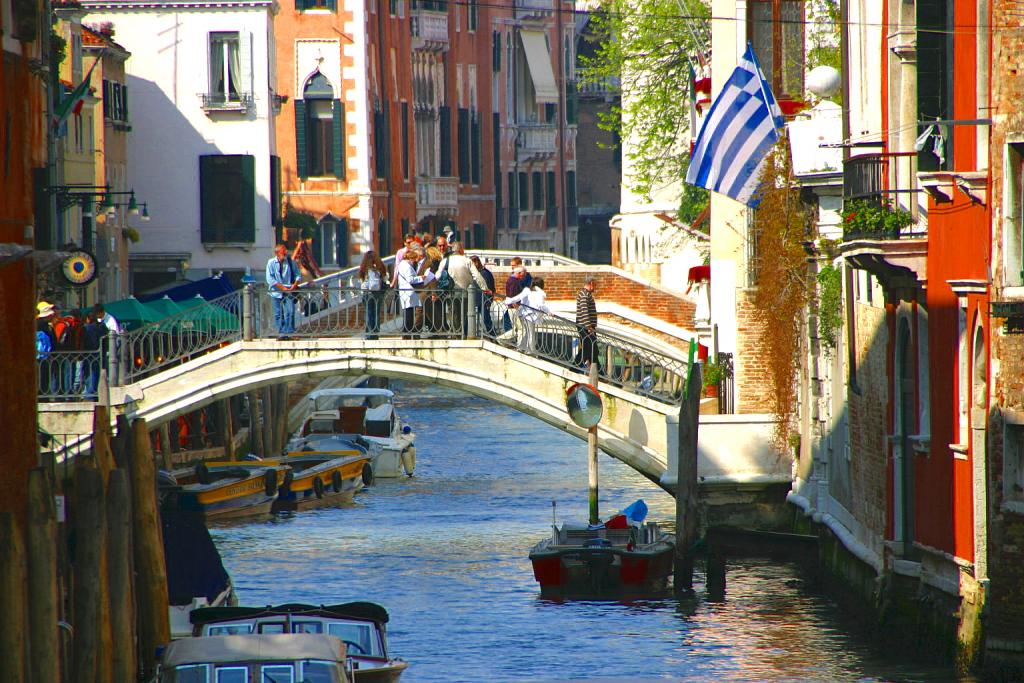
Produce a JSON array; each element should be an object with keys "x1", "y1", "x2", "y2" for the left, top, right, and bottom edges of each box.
[
  {"x1": 191, "y1": 601, "x2": 391, "y2": 626},
  {"x1": 161, "y1": 634, "x2": 345, "y2": 665}
]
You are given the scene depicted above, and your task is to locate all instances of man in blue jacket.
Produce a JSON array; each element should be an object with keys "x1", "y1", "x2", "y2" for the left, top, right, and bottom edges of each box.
[{"x1": 266, "y1": 243, "x2": 300, "y2": 338}]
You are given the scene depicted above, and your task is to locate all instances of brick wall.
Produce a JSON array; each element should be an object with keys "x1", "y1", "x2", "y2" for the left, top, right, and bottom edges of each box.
[
  {"x1": 984, "y1": 0, "x2": 1024, "y2": 660},
  {"x1": 491, "y1": 266, "x2": 697, "y2": 331},
  {"x1": 847, "y1": 302, "x2": 890, "y2": 540},
  {"x1": 733, "y1": 290, "x2": 773, "y2": 414}
]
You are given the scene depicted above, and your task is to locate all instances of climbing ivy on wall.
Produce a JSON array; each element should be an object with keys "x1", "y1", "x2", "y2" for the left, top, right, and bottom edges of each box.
[
  {"x1": 817, "y1": 263, "x2": 843, "y2": 352},
  {"x1": 749, "y1": 142, "x2": 815, "y2": 450}
]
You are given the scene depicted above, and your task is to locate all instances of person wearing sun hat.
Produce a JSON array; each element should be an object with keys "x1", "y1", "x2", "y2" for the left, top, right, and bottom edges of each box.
[
  {"x1": 36, "y1": 302, "x2": 56, "y2": 396},
  {"x1": 37, "y1": 301, "x2": 55, "y2": 319}
]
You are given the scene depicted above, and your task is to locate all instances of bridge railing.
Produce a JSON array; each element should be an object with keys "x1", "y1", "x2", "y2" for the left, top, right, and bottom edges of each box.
[
  {"x1": 37, "y1": 350, "x2": 103, "y2": 402},
  {"x1": 251, "y1": 286, "x2": 688, "y2": 404}
]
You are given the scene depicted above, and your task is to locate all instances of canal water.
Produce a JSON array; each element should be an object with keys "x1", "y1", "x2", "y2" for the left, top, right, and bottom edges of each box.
[{"x1": 211, "y1": 382, "x2": 966, "y2": 682}]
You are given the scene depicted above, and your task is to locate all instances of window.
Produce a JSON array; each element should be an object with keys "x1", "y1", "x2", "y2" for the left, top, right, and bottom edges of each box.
[
  {"x1": 199, "y1": 155, "x2": 256, "y2": 243},
  {"x1": 1005, "y1": 142, "x2": 1024, "y2": 286},
  {"x1": 215, "y1": 667, "x2": 247, "y2": 683},
  {"x1": 1005, "y1": 424, "x2": 1024, "y2": 510},
  {"x1": 472, "y1": 222, "x2": 485, "y2": 249},
  {"x1": 917, "y1": 0, "x2": 953, "y2": 171},
  {"x1": 747, "y1": 0, "x2": 803, "y2": 101},
  {"x1": 102, "y1": 80, "x2": 129, "y2": 122},
  {"x1": 546, "y1": 170, "x2": 557, "y2": 227},
  {"x1": 301, "y1": 662, "x2": 339, "y2": 683},
  {"x1": 566, "y1": 170, "x2": 577, "y2": 226},
  {"x1": 439, "y1": 105, "x2": 452, "y2": 176},
  {"x1": 389, "y1": 0, "x2": 404, "y2": 16},
  {"x1": 208, "y1": 624, "x2": 253, "y2": 636},
  {"x1": 327, "y1": 622, "x2": 379, "y2": 656},
  {"x1": 315, "y1": 219, "x2": 349, "y2": 267},
  {"x1": 209, "y1": 32, "x2": 242, "y2": 101},
  {"x1": 373, "y1": 105, "x2": 388, "y2": 179},
  {"x1": 470, "y1": 111, "x2": 481, "y2": 185},
  {"x1": 298, "y1": 0, "x2": 336, "y2": 10},
  {"x1": 296, "y1": 73, "x2": 344, "y2": 179},
  {"x1": 492, "y1": 31, "x2": 501, "y2": 72},
  {"x1": 173, "y1": 665, "x2": 209, "y2": 683},
  {"x1": 468, "y1": 0, "x2": 477, "y2": 30},
  {"x1": 261, "y1": 665, "x2": 294, "y2": 683},
  {"x1": 532, "y1": 171, "x2": 543, "y2": 211},
  {"x1": 457, "y1": 107, "x2": 470, "y2": 183},
  {"x1": 518, "y1": 171, "x2": 528, "y2": 210}
]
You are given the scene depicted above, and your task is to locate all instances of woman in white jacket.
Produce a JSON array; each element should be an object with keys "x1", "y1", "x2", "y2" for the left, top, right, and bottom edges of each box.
[
  {"x1": 358, "y1": 251, "x2": 388, "y2": 339},
  {"x1": 499, "y1": 277, "x2": 551, "y2": 351}
]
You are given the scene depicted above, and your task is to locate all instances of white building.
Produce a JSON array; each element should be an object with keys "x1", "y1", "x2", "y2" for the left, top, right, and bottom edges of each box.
[{"x1": 81, "y1": 0, "x2": 278, "y2": 292}]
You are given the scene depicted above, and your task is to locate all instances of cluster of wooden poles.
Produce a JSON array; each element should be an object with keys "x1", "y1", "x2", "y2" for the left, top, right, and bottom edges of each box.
[{"x1": 1, "y1": 406, "x2": 172, "y2": 683}]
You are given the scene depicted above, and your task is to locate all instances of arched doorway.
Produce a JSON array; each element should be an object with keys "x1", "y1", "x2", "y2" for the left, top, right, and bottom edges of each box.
[
  {"x1": 895, "y1": 316, "x2": 917, "y2": 556},
  {"x1": 301, "y1": 72, "x2": 339, "y2": 178}
]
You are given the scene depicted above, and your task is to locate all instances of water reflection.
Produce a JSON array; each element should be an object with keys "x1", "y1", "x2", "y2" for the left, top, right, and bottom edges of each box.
[{"x1": 211, "y1": 382, "x2": 966, "y2": 682}]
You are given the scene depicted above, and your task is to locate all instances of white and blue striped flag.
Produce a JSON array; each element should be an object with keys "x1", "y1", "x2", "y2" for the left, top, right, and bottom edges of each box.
[{"x1": 685, "y1": 44, "x2": 785, "y2": 207}]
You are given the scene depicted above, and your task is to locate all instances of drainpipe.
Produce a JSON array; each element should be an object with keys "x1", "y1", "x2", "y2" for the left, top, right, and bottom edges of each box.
[{"x1": 556, "y1": 0, "x2": 567, "y2": 256}]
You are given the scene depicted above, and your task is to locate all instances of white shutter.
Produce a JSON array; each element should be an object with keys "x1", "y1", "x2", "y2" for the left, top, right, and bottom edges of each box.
[{"x1": 239, "y1": 31, "x2": 253, "y2": 97}]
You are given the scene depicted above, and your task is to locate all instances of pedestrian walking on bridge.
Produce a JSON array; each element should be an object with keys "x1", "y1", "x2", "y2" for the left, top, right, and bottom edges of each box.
[
  {"x1": 576, "y1": 277, "x2": 599, "y2": 370},
  {"x1": 267, "y1": 242, "x2": 300, "y2": 339}
]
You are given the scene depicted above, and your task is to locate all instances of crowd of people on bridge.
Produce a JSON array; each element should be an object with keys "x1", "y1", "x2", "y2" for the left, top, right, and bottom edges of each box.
[
  {"x1": 265, "y1": 227, "x2": 601, "y2": 368},
  {"x1": 35, "y1": 300, "x2": 123, "y2": 399}
]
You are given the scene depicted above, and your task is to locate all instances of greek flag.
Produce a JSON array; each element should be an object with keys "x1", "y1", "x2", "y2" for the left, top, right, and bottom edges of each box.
[{"x1": 685, "y1": 44, "x2": 785, "y2": 207}]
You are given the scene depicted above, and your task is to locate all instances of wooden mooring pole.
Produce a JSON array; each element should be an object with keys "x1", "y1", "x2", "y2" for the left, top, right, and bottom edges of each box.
[
  {"x1": 587, "y1": 362, "x2": 600, "y2": 526},
  {"x1": 27, "y1": 468, "x2": 60, "y2": 683},
  {"x1": 72, "y1": 461, "x2": 112, "y2": 683},
  {"x1": 674, "y1": 361, "x2": 702, "y2": 595},
  {"x1": 129, "y1": 418, "x2": 171, "y2": 677},
  {"x1": 248, "y1": 389, "x2": 265, "y2": 457},
  {"x1": 107, "y1": 469, "x2": 137, "y2": 682}
]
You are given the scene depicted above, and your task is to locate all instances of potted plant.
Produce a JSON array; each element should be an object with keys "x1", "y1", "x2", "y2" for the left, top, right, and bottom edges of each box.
[
  {"x1": 841, "y1": 199, "x2": 916, "y2": 239},
  {"x1": 702, "y1": 360, "x2": 724, "y2": 398}
]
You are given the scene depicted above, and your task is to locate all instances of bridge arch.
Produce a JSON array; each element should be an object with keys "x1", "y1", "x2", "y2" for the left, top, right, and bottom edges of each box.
[{"x1": 42, "y1": 339, "x2": 678, "y2": 485}]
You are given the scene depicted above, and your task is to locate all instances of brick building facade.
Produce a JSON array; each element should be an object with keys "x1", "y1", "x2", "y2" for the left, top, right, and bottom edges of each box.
[{"x1": 274, "y1": 0, "x2": 578, "y2": 267}]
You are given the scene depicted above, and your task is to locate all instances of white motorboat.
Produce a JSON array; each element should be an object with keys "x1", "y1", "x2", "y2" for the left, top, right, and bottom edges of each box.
[{"x1": 287, "y1": 388, "x2": 416, "y2": 478}]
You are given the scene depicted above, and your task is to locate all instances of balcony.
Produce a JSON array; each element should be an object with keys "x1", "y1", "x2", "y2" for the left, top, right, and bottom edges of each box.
[
  {"x1": 843, "y1": 153, "x2": 888, "y2": 204},
  {"x1": 416, "y1": 176, "x2": 458, "y2": 218},
  {"x1": 516, "y1": 123, "x2": 557, "y2": 162},
  {"x1": 840, "y1": 191, "x2": 927, "y2": 290},
  {"x1": 515, "y1": 0, "x2": 552, "y2": 20},
  {"x1": 575, "y1": 72, "x2": 620, "y2": 99},
  {"x1": 199, "y1": 92, "x2": 254, "y2": 113},
  {"x1": 410, "y1": 8, "x2": 448, "y2": 52}
]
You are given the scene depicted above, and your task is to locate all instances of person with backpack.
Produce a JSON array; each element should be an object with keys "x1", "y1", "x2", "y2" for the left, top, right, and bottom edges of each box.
[
  {"x1": 437, "y1": 243, "x2": 486, "y2": 336},
  {"x1": 36, "y1": 302, "x2": 56, "y2": 397}
]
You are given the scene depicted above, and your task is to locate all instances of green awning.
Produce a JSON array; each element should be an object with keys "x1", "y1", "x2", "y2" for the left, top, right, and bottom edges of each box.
[
  {"x1": 168, "y1": 296, "x2": 240, "y2": 334},
  {"x1": 103, "y1": 296, "x2": 164, "y2": 332}
]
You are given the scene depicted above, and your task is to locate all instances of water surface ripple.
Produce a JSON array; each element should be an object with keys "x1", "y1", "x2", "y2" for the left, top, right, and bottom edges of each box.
[{"x1": 211, "y1": 382, "x2": 964, "y2": 682}]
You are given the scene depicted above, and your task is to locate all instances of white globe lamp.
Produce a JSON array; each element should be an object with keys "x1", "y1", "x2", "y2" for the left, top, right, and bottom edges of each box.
[{"x1": 806, "y1": 65, "x2": 841, "y2": 99}]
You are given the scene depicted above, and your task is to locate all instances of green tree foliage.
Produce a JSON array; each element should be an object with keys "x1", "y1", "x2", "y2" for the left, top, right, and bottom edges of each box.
[{"x1": 581, "y1": 0, "x2": 709, "y2": 202}]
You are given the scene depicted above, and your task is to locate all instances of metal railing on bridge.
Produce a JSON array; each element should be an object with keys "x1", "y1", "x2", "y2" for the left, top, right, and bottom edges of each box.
[{"x1": 38, "y1": 270, "x2": 687, "y2": 406}]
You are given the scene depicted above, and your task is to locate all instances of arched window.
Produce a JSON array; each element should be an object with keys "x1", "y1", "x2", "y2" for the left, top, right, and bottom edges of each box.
[{"x1": 296, "y1": 72, "x2": 344, "y2": 179}]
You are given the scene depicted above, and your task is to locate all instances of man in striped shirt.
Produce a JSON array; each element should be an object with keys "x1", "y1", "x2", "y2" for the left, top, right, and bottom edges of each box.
[{"x1": 576, "y1": 277, "x2": 599, "y2": 370}]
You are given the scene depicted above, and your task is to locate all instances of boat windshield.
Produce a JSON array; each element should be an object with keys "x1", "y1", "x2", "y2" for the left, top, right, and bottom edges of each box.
[
  {"x1": 164, "y1": 662, "x2": 343, "y2": 683},
  {"x1": 326, "y1": 621, "x2": 382, "y2": 657}
]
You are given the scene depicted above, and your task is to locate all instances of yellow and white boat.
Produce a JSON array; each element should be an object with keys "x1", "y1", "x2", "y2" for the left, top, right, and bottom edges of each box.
[
  {"x1": 265, "y1": 448, "x2": 374, "y2": 512},
  {"x1": 161, "y1": 461, "x2": 290, "y2": 521}
]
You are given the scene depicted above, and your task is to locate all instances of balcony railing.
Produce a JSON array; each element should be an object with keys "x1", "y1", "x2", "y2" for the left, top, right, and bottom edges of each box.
[
  {"x1": 515, "y1": 0, "x2": 552, "y2": 20},
  {"x1": 575, "y1": 72, "x2": 620, "y2": 98},
  {"x1": 843, "y1": 153, "x2": 888, "y2": 204},
  {"x1": 416, "y1": 176, "x2": 458, "y2": 212},
  {"x1": 516, "y1": 123, "x2": 557, "y2": 161},
  {"x1": 199, "y1": 92, "x2": 254, "y2": 113},
  {"x1": 410, "y1": 9, "x2": 449, "y2": 51}
]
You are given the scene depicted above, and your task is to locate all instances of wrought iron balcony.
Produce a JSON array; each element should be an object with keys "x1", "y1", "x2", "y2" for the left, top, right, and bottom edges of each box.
[
  {"x1": 516, "y1": 123, "x2": 557, "y2": 162},
  {"x1": 575, "y1": 71, "x2": 620, "y2": 98},
  {"x1": 843, "y1": 153, "x2": 887, "y2": 204},
  {"x1": 199, "y1": 92, "x2": 254, "y2": 113},
  {"x1": 410, "y1": 8, "x2": 448, "y2": 51}
]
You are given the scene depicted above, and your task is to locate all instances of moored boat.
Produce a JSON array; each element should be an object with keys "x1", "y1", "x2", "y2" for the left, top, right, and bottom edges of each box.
[
  {"x1": 529, "y1": 500, "x2": 675, "y2": 597},
  {"x1": 160, "y1": 461, "x2": 289, "y2": 521},
  {"x1": 288, "y1": 388, "x2": 416, "y2": 478},
  {"x1": 190, "y1": 602, "x2": 409, "y2": 682},
  {"x1": 155, "y1": 633, "x2": 353, "y2": 682},
  {"x1": 264, "y1": 449, "x2": 374, "y2": 512}
]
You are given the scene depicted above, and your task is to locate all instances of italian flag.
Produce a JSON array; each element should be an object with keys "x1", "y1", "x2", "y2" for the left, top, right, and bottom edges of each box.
[{"x1": 53, "y1": 55, "x2": 101, "y2": 131}]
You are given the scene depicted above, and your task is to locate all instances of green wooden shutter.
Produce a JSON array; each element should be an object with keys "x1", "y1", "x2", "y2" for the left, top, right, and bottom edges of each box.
[
  {"x1": 457, "y1": 108, "x2": 469, "y2": 183},
  {"x1": 240, "y1": 155, "x2": 256, "y2": 242},
  {"x1": 332, "y1": 99, "x2": 345, "y2": 179},
  {"x1": 199, "y1": 155, "x2": 216, "y2": 242},
  {"x1": 122, "y1": 84, "x2": 129, "y2": 122},
  {"x1": 337, "y1": 219, "x2": 349, "y2": 267},
  {"x1": 295, "y1": 100, "x2": 308, "y2": 179}
]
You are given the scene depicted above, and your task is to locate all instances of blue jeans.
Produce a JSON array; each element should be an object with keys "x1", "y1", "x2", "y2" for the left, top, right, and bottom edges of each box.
[
  {"x1": 365, "y1": 293, "x2": 381, "y2": 339},
  {"x1": 272, "y1": 295, "x2": 296, "y2": 335}
]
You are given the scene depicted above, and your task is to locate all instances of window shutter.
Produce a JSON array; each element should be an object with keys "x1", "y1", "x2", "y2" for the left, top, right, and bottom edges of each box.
[
  {"x1": 439, "y1": 105, "x2": 452, "y2": 176},
  {"x1": 457, "y1": 107, "x2": 469, "y2": 183},
  {"x1": 470, "y1": 112, "x2": 480, "y2": 185},
  {"x1": 199, "y1": 155, "x2": 216, "y2": 242},
  {"x1": 493, "y1": 32, "x2": 501, "y2": 72},
  {"x1": 295, "y1": 100, "x2": 308, "y2": 179},
  {"x1": 239, "y1": 32, "x2": 253, "y2": 96},
  {"x1": 122, "y1": 84, "x2": 129, "y2": 121},
  {"x1": 240, "y1": 155, "x2": 256, "y2": 242},
  {"x1": 332, "y1": 99, "x2": 345, "y2": 179}
]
